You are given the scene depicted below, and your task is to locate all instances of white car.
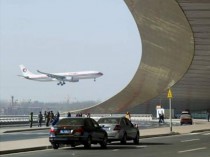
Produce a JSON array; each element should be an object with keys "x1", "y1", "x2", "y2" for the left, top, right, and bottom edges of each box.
[{"x1": 98, "y1": 116, "x2": 140, "y2": 144}]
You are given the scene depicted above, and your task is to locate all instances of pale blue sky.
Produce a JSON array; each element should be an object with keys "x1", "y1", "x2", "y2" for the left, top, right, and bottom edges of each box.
[{"x1": 0, "y1": 0, "x2": 142, "y2": 103}]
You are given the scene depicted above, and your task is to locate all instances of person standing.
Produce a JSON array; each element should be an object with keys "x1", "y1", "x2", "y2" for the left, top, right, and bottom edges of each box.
[
  {"x1": 29, "y1": 112, "x2": 33, "y2": 128},
  {"x1": 44, "y1": 111, "x2": 47, "y2": 122},
  {"x1": 49, "y1": 111, "x2": 54, "y2": 124},
  {"x1": 38, "y1": 111, "x2": 43, "y2": 127},
  {"x1": 46, "y1": 111, "x2": 50, "y2": 127},
  {"x1": 125, "y1": 112, "x2": 131, "y2": 121}
]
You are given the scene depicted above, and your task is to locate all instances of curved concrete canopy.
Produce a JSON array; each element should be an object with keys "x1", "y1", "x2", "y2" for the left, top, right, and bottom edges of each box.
[
  {"x1": 80, "y1": 0, "x2": 194, "y2": 114},
  {"x1": 132, "y1": 0, "x2": 210, "y2": 114}
]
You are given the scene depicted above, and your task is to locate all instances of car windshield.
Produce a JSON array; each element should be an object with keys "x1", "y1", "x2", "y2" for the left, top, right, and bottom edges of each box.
[
  {"x1": 98, "y1": 118, "x2": 120, "y2": 124},
  {"x1": 57, "y1": 118, "x2": 84, "y2": 126}
]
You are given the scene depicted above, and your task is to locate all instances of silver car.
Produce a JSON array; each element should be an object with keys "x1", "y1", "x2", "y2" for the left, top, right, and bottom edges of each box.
[{"x1": 98, "y1": 116, "x2": 139, "y2": 144}]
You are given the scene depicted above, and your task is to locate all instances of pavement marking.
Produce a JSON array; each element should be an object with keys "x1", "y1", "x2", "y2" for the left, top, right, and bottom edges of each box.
[
  {"x1": 178, "y1": 147, "x2": 207, "y2": 153},
  {"x1": 203, "y1": 132, "x2": 210, "y2": 135},
  {"x1": 136, "y1": 145, "x2": 147, "y2": 148},
  {"x1": 188, "y1": 133, "x2": 200, "y2": 135},
  {"x1": 181, "y1": 138, "x2": 200, "y2": 142},
  {"x1": 112, "y1": 149, "x2": 119, "y2": 151}
]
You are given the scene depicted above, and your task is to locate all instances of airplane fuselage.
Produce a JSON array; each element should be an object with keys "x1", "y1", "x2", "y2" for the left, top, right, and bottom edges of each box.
[{"x1": 18, "y1": 65, "x2": 103, "y2": 86}]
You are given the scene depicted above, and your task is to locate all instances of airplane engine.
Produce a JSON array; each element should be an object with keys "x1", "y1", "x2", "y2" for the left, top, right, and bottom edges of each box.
[{"x1": 65, "y1": 77, "x2": 79, "y2": 82}]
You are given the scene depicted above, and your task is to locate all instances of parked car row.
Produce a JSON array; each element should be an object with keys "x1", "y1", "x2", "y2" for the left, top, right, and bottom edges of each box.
[{"x1": 49, "y1": 116, "x2": 140, "y2": 149}]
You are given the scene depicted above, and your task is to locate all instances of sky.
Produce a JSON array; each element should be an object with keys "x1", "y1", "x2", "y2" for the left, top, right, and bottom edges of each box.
[{"x1": 0, "y1": 0, "x2": 142, "y2": 103}]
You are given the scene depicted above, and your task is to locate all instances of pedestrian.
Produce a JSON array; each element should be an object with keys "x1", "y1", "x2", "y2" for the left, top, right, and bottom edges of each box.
[
  {"x1": 38, "y1": 111, "x2": 43, "y2": 127},
  {"x1": 125, "y1": 112, "x2": 131, "y2": 121},
  {"x1": 161, "y1": 113, "x2": 165, "y2": 123},
  {"x1": 44, "y1": 111, "x2": 47, "y2": 122},
  {"x1": 67, "y1": 112, "x2": 71, "y2": 117},
  {"x1": 29, "y1": 112, "x2": 33, "y2": 128},
  {"x1": 46, "y1": 111, "x2": 50, "y2": 127},
  {"x1": 56, "y1": 111, "x2": 60, "y2": 120},
  {"x1": 49, "y1": 111, "x2": 54, "y2": 123},
  {"x1": 158, "y1": 113, "x2": 162, "y2": 123}
]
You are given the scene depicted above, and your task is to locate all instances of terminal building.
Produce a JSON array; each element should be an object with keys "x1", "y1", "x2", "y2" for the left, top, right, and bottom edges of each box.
[{"x1": 80, "y1": 0, "x2": 210, "y2": 116}]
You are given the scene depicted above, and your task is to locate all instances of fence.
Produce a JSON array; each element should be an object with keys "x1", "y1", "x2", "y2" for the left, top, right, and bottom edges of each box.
[{"x1": 0, "y1": 114, "x2": 153, "y2": 125}]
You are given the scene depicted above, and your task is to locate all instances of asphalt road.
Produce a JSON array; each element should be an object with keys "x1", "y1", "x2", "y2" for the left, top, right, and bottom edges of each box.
[
  {"x1": 1, "y1": 131, "x2": 210, "y2": 157},
  {"x1": 0, "y1": 121, "x2": 179, "y2": 142},
  {"x1": 0, "y1": 130, "x2": 49, "y2": 142}
]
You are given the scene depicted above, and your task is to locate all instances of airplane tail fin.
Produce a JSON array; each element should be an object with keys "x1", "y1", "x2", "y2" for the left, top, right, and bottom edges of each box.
[{"x1": 19, "y1": 65, "x2": 34, "y2": 77}]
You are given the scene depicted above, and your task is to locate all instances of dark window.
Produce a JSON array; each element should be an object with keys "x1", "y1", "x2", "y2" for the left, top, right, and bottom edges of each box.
[
  {"x1": 92, "y1": 119, "x2": 99, "y2": 128},
  {"x1": 121, "y1": 118, "x2": 126, "y2": 126},
  {"x1": 85, "y1": 119, "x2": 94, "y2": 129},
  {"x1": 57, "y1": 118, "x2": 84, "y2": 125},
  {"x1": 98, "y1": 118, "x2": 120, "y2": 124}
]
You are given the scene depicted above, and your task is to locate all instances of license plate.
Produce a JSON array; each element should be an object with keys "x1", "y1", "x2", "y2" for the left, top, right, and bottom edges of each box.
[
  {"x1": 103, "y1": 127, "x2": 110, "y2": 131},
  {"x1": 60, "y1": 130, "x2": 71, "y2": 134}
]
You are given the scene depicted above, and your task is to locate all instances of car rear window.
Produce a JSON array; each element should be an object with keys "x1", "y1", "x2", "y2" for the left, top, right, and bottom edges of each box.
[
  {"x1": 57, "y1": 118, "x2": 85, "y2": 125},
  {"x1": 180, "y1": 114, "x2": 192, "y2": 118},
  {"x1": 98, "y1": 118, "x2": 120, "y2": 124}
]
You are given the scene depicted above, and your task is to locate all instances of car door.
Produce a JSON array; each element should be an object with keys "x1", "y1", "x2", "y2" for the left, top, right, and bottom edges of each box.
[
  {"x1": 91, "y1": 119, "x2": 105, "y2": 141},
  {"x1": 124, "y1": 118, "x2": 137, "y2": 139}
]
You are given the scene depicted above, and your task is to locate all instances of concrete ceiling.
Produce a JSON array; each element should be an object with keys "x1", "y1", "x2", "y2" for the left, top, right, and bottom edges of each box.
[{"x1": 132, "y1": 0, "x2": 210, "y2": 114}]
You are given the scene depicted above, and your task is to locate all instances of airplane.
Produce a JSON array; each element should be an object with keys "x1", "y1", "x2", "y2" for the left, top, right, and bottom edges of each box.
[{"x1": 18, "y1": 65, "x2": 103, "y2": 86}]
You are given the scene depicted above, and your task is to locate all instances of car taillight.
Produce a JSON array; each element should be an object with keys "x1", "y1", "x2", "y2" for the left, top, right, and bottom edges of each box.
[
  {"x1": 73, "y1": 127, "x2": 84, "y2": 135},
  {"x1": 50, "y1": 127, "x2": 55, "y2": 133},
  {"x1": 49, "y1": 127, "x2": 56, "y2": 137},
  {"x1": 114, "y1": 124, "x2": 121, "y2": 131}
]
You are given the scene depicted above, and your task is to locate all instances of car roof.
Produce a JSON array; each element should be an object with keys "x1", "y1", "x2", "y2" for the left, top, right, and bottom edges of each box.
[{"x1": 99, "y1": 116, "x2": 124, "y2": 119}]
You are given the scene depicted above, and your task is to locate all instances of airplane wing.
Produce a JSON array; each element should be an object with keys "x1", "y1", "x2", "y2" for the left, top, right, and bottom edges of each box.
[
  {"x1": 37, "y1": 70, "x2": 66, "y2": 80},
  {"x1": 17, "y1": 75, "x2": 29, "y2": 79}
]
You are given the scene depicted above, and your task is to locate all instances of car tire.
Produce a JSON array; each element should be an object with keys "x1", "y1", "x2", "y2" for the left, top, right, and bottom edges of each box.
[
  {"x1": 100, "y1": 135, "x2": 108, "y2": 149},
  {"x1": 52, "y1": 143, "x2": 59, "y2": 149},
  {"x1": 84, "y1": 136, "x2": 92, "y2": 149},
  {"x1": 133, "y1": 132, "x2": 139, "y2": 144},
  {"x1": 121, "y1": 133, "x2": 127, "y2": 144}
]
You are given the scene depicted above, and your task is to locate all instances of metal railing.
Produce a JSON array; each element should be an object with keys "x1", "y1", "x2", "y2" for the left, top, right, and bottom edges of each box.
[{"x1": 0, "y1": 114, "x2": 153, "y2": 125}]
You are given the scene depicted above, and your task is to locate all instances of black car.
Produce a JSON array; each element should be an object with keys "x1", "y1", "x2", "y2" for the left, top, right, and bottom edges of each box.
[{"x1": 49, "y1": 117, "x2": 108, "y2": 149}]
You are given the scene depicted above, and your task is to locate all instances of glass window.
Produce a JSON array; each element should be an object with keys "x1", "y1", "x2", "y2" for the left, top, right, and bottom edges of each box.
[
  {"x1": 57, "y1": 118, "x2": 84, "y2": 125},
  {"x1": 85, "y1": 119, "x2": 93, "y2": 128},
  {"x1": 92, "y1": 119, "x2": 99, "y2": 128}
]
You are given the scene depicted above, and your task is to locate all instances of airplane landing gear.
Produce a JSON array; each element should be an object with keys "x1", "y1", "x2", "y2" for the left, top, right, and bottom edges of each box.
[{"x1": 57, "y1": 81, "x2": 65, "y2": 86}]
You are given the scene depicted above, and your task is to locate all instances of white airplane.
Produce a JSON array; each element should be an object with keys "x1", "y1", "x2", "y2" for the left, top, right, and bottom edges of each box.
[{"x1": 18, "y1": 65, "x2": 103, "y2": 86}]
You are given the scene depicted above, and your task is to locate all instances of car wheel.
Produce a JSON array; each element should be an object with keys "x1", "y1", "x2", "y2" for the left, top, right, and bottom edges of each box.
[
  {"x1": 100, "y1": 135, "x2": 108, "y2": 149},
  {"x1": 133, "y1": 132, "x2": 139, "y2": 144},
  {"x1": 52, "y1": 143, "x2": 59, "y2": 149},
  {"x1": 84, "y1": 136, "x2": 92, "y2": 149},
  {"x1": 121, "y1": 133, "x2": 127, "y2": 144}
]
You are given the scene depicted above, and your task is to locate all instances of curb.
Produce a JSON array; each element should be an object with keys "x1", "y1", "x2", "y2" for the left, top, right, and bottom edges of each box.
[
  {"x1": 191, "y1": 129, "x2": 210, "y2": 133},
  {"x1": 3, "y1": 127, "x2": 49, "y2": 133},
  {"x1": 0, "y1": 146, "x2": 52, "y2": 155},
  {"x1": 141, "y1": 132, "x2": 179, "y2": 139}
]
